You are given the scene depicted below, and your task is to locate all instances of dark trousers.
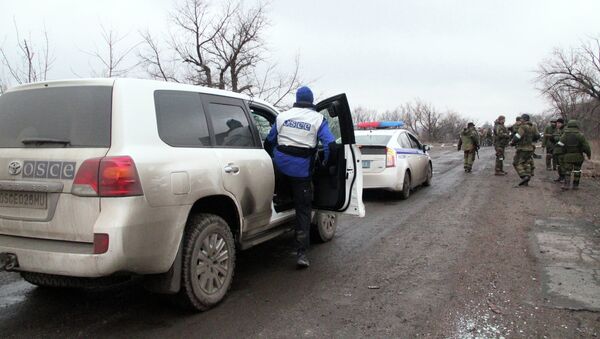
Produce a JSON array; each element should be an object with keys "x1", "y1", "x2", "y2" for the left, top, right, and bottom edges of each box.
[{"x1": 289, "y1": 177, "x2": 312, "y2": 253}]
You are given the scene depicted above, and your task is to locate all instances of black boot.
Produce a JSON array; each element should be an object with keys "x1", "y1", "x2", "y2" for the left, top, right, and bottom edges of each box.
[
  {"x1": 296, "y1": 251, "x2": 310, "y2": 268},
  {"x1": 518, "y1": 176, "x2": 531, "y2": 186}
]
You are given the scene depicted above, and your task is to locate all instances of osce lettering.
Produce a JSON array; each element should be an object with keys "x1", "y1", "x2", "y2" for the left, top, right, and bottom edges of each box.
[
  {"x1": 283, "y1": 119, "x2": 311, "y2": 131},
  {"x1": 22, "y1": 161, "x2": 76, "y2": 179}
]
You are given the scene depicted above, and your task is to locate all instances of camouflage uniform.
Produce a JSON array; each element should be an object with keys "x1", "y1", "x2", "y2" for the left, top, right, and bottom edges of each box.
[
  {"x1": 552, "y1": 119, "x2": 566, "y2": 182},
  {"x1": 493, "y1": 116, "x2": 510, "y2": 175},
  {"x1": 512, "y1": 115, "x2": 540, "y2": 186},
  {"x1": 558, "y1": 120, "x2": 592, "y2": 190},
  {"x1": 543, "y1": 121, "x2": 557, "y2": 170},
  {"x1": 458, "y1": 124, "x2": 480, "y2": 172}
]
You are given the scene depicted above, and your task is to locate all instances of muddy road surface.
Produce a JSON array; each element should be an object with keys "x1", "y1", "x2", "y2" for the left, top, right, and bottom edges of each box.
[{"x1": 1, "y1": 147, "x2": 598, "y2": 338}]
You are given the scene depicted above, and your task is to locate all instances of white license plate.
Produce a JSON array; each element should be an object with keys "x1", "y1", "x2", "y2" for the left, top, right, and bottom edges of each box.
[
  {"x1": 0, "y1": 191, "x2": 48, "y2": 209},
  {"x1": 362, "y1": 160, "x2": 371, "y2": 168}
]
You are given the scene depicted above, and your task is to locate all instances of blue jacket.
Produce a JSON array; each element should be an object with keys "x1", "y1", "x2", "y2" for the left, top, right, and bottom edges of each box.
[{"x1": 266, "y1": 118, "x2": 336, "y2": 178}]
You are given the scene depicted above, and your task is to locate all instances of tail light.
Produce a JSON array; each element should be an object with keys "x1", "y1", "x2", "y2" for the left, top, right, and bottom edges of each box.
[
  {"x1": 72, "y1": 156, "x2": 143, "y2": 197},
  {"x1": 386, "y1": 147, "x2": 396, "y2": 167}
]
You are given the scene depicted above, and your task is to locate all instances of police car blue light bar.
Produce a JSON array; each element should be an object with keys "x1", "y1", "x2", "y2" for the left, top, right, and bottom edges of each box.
[{"x1": 356, "y1": 121, "x2": 405, "y2": 129}]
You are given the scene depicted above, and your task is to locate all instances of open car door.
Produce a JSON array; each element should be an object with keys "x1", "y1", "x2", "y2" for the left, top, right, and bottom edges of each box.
[{"x1": 313, "y1": 94, "x2": 365, "y2": 217}]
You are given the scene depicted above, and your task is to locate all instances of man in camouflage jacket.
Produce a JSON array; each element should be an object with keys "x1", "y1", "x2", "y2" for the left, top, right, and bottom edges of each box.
[
  {"x1": 493, "y1": 115, "x2": 510, "y2": 175},
  {"x1": 458, "y1": 122, "x2": 480, "y2": 173},
  {"x1": 511, "y1": 114, "x2": 540, "y2": 186},
  {"x1": 557, "y1": 119, "x2": 592, "y2": 190}
]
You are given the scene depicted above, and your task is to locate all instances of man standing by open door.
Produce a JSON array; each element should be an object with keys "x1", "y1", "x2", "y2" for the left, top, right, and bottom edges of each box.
[{"x1": 265, "y1": 86, "x2": 336, "y2": 268}]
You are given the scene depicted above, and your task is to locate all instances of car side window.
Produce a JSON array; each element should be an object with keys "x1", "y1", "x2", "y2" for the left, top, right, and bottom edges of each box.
[
  {"x1": 407, "y1": 134, "x2": 421, "y2": 149},
  {"x1": 317, "y1": 109, "x2": 342, "y2": 144},
  {"x1": 399, "y1": 133, "x2": 412, "y2": 149},
  {"x1": 207, "y1": 103, "x2": 256, "y2": 148},
  {"x1": 251, "y1": 113, "x2": 271, "y2": 140},
  {"x1": 154, "y1": 90, "x2": 211, "y2": 147}
]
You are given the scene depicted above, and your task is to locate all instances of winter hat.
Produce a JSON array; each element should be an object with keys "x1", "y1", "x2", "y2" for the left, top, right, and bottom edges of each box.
[{"x1": 295, "y1": 86, "x2": 314, "y2": 105}]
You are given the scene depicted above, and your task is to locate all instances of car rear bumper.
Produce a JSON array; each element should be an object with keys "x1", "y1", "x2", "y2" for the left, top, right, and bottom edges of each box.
[
  {"x1": 0, "y1": 197, "x2": 189, "y2": 277},
  {"x1": 363, "y1": 167, "x2": 403, "y2": 191}
]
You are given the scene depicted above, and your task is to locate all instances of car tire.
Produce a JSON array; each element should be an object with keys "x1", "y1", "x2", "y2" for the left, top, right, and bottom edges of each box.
[
  {"x1": 399, "y1": 171, "x2": 411, "y2": 200},
  {"x1": 176, "y1": 213, "x2": 236, "y2": 312},
  {"x1": 311, "y1": 211, "x2": 338, "y2": 243},
  {"x1": 423, "y1": 163, "x2": 433, "y2": 187}
]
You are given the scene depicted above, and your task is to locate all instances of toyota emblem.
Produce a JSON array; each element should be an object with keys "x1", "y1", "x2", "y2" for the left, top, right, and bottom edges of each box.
[{"x1": 8, "y1": 161, "x2": 22, "y2": 176}]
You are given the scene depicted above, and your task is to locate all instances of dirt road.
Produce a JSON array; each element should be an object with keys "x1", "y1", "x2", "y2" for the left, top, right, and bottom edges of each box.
[{"x1": 1, "y1": 147, "x2": 598, "y2": 338}]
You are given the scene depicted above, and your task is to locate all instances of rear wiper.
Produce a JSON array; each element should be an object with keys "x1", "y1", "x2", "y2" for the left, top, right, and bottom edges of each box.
[{"x1": 21, "y1": 138, "x2": 71, "y2": 146}]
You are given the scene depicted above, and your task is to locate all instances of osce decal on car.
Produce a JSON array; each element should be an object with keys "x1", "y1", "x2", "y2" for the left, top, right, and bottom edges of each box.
[{"x1": 20, "y1": 161, "x2": 77, "y2": 179}]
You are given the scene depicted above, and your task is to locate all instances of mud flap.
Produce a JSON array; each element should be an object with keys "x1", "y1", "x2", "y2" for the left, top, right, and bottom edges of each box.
[{"x1": 142, "y1": 241, "x2": 183, "y2": 294}]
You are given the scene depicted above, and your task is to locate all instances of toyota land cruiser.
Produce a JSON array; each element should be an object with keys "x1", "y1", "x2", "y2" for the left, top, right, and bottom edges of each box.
[{"x1": 0, "y1": 78, "x2": 364, "y2": 311}]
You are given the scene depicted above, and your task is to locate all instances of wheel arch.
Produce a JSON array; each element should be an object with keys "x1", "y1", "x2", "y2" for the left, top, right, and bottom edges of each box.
[
  {"x1": 187, "y1": 194, "x2": 242, "y2": 243},
  {"x1": 143, "y1": 194, "x2": 242, "y2": 295}
]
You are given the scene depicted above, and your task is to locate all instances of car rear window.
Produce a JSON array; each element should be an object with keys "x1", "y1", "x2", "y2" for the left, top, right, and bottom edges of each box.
[
  {"x1": 0, "y1": 86, "x2": 112, "y2": 148},
  {"x1": 355, "y1": 134, "x2": 392, "y2": 146}
]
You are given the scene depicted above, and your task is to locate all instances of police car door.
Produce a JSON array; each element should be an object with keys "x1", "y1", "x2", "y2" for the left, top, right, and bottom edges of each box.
[{"x1": 313, "y1": 94, "x2": 365, "y2": 217}]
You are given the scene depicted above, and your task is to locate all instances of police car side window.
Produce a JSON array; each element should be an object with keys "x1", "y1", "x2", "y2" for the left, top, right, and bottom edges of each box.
[
  {"x1": 399, "y1": 133, "x2": 412, "y2": 149},
  {"x1": 207, "y1": 103, "x2": 256, "y2": 148},
  {"x1": 154, "y1": 90, "x2": 211, "y2": 147},
  {"x1": 407, "y1": 134, "x2": 421, "y2": 149}
]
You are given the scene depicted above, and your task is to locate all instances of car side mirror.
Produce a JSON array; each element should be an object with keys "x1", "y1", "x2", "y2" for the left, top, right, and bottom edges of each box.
[{"x1": 423, "y1": 144, "x2": 431, "y2": 152}]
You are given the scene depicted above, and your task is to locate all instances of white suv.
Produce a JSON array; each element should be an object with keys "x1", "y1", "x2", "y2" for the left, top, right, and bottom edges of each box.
[{"x1": 0, "y1": 78, "x2": 364, "y2": 311}]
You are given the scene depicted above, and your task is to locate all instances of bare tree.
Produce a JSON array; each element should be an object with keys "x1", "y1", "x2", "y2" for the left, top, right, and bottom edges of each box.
[
  {"x1": 536, "y1": 38, "x2": 600, "y2": 102},
  {"x1": 352, "y1": 106, "x2": 378, "y2": 124},
  {"x1": 139, "y1": 0, "x2": 303, "y2": 106},
  {"x1": 0, "y1": 74, "x2": 7, "y2": 94},
  {"x1": 250, "y1": 55, "x2": 303, "y2": 108},
  {"x1": 438, "y1": 111, "x2": 468, "y2": 142},
  {"x1": 536, "y1": 36, "x2": 600, "y2": 137},
  {"x1": 0, "y1": 20, "x2": 54, "y2": 86},
  {"x1": 85, "y1": 25, "x2": 140, "y2": 77},
  {"x1": 412, "y1": 99, "x2": 441, "y2": 141}
]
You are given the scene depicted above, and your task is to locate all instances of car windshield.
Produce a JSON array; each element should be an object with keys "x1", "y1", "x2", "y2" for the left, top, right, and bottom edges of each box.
[
  {"x1": 0, "y1": 86, "x2": 112, "y2": 148},
  {"x1": 355, "y1": 134, "x2": 392, "y2": 146}
]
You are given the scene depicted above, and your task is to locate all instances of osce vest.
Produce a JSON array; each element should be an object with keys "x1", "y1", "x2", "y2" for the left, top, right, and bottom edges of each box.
[{"x1": 276, "y1": 107, "x2": 324, "y2": 149}]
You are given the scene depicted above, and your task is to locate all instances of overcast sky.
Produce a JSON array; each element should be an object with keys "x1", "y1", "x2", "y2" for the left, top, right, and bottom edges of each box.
[{"x1": 1, "y1": 0, "x2": 600, "y2": 123}]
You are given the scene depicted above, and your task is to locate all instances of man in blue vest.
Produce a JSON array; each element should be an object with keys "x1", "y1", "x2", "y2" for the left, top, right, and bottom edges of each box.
[{"x1": 265, "y1": 86, "x2": 336, "y2": 268}]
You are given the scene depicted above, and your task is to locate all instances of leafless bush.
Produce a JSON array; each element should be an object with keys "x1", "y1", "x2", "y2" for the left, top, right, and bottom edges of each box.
[{"x1": 0, "y1": 20, "x2": 54, "y2": 88}]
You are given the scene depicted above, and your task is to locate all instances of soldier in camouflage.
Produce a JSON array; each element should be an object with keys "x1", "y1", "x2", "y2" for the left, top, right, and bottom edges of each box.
[
  {"x1": 543, "y1": 119, "x2": 558, "y2": 170},
  {"x1": 508, "y1": 116, "x2": 521, "y2": 139},
  {"x1": 511, "y1": 114, "x2": 540, "y2": 186},
  {"x1": 557, "y1": 120, "x2": 592, "y2": 190},
  {"x1": 458, "y1": 122, "x2": 480, "y2": 173},
  {"x1": 552, "y1": 118, "x2": 566, "y2": 182},
  {"x1": 493, "y1": 115, "x2": 510, "y2": 175}
]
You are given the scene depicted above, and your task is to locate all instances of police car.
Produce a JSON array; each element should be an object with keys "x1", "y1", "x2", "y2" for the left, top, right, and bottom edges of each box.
[{"x1": 356, "y1": 121, "x2": 432, "y2": 199}]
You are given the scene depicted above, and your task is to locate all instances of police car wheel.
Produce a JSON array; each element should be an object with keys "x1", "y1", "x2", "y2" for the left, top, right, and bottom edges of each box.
[
  {"x1": 400, "y1": 172, "x2": 411, "y2": 200},
  {"x1": 177, "y1": 213, "x2": 236, "y2": 312},
  {"x1": 311, "y1": 212, "x2": 337, "y2": 243},
  {"x1": 423, "y1": 164, "x2": 432, "y2": 187}
]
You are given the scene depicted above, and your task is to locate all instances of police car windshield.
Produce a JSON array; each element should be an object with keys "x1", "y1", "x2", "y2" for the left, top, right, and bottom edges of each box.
[
  {"x1": 0, "y1": 86, "x2": 112, "y2": 148},
  {"x1": 355, "y1": 135, "x2": 392, "y2": 146}
]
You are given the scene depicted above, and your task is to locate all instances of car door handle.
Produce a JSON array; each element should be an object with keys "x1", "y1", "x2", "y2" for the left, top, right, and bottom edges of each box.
[{"x1": 224, "y1": 164, "x2": 240, "y2": 174}]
